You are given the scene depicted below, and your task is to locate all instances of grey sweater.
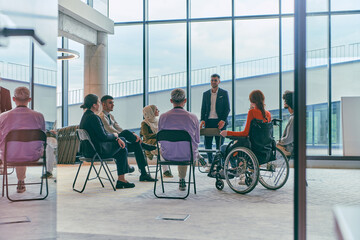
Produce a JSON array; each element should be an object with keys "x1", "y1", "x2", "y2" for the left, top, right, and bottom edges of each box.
[{"x1": 278, "y1": 113, "x2": 294, "y2": 153}]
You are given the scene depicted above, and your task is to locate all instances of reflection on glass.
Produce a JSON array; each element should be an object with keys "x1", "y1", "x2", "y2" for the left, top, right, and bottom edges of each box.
[
  {"x1": 109, "y1": 0, "x2": 143, "y2": 22},
  {"x1": 149, "y1": 23, "x2": 186, "y2": 114},
  {"x1": 331, "y1": 14, "x2": 360, "y2": 155},
  {"x1": 149, "y1": 0, "x2": 186, "y2": 20},
  {"x1": 235, "y1": 0, "x2": 278, "y2": 16},
  {"x1": 191, "y1": 0, "x2": 231, "y2": 18}
]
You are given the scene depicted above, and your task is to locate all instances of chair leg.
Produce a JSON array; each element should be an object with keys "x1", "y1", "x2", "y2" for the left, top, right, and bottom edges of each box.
[
  {"x1": 104, "y1": 161, "x2": 115, "y2": 182},
  {"x1": 40, "y1": 164, "x2": 45, "y2": 195},
  {"x1": 99, "y1": 161, "x2": 116, "y2": 191},
  {"x1": 159, "y1": 164, "x2": 165, "y2": 193},
  {"x1": 153, "y1": 159, "x2": 160, "y2": 198},
  {"x1": 192, "y1": 163, "x2": 196, "y2": 194},
  {"x1": 72, "y1": 162, "x2": 92, "y2": 193},
  {"x1": 92, "y1": 163, "x2": 104, "y2": 188},
  {"x1": 2, "y1": 169, "x2": 5, "y2": 197}
]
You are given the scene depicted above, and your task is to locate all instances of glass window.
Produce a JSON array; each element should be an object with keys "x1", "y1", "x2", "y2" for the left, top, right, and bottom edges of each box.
[
  {"x1": 149, "y1": 23, "x2": 186, "y2": 115},
  {"x1": 34, "y1": 43, "x2": 57, "y2": 129},
  {"x1": 331, "y1": 0, "x2": 360, "y2": 11},
  {"x1": 235, "y1": 0, "x2": 278, "y2": 16},
  {"x1": 331, "y1": 14, "x2": 360, "y2": 155},
  {"x1": 109, "y1": 0, "x2": 143, "y2": 22},
  {"x1": 191, "y1": 21, "x2": 232, "y2": 129},
  {"x1": 149, "y1": 0, "x2": 186, "y2": 20},
  {"x1": 68, "y1": 40, "x2": 84, "y2": 126},
  {"x1": 94, "y1": 0, "x2": 108, "y2": 16},
  {"x1": 307, "y1": 0, "x2": 328, "y2": 13},
  {"x1": 306, "y1": 16, "x2": 328, "y2": 155},
  {"x1": 191, "y1": 0, "x2": 231, "y2": 18},
  {"x1": 282, "y1": 0, "x2": 294, "y2": 14},
  {"x1": 108, "y1": 25, "x2": 143, "y2": 132},
  {"x1": 235, "y1": 19, "x2": 279, "y2": 132}
]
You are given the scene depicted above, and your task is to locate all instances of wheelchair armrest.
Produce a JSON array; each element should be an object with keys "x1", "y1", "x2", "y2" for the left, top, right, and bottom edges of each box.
[
  {"x1": 225, "y1": 136, "x2": 248, "y2": 141},
  {"x1": 272, "y1": 118, "x2": 282, "y2": 126}
]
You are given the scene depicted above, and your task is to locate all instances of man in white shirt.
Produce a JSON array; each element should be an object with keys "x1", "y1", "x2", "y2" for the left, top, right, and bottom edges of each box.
[
  {"x1": 98, "y1": 95, "x2": 157, "y2": 182},
  {"x1": 200, "y1": 74, "x2": 230, "y2": 164}
]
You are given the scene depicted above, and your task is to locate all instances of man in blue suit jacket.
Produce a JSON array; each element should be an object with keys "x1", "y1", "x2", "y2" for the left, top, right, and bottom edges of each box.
[{"x1": 200, "y1": 74, "x2": 230, "y2": 163}]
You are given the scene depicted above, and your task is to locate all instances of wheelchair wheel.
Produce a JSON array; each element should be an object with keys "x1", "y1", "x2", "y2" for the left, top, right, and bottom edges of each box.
[
  {"x1": 224, "y1": 147, "x2": 259, "y2": 194},
  {"x1": 215, "y1": 179, "x2": 224, "y2": 190},
  {"x1": 259, "y1": 147, "x2": 289, "y2": 190}
]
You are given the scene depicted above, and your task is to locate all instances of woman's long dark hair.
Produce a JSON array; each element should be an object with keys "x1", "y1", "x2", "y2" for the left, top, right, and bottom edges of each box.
[
  {"x1": 80, "y1": 94, "x2": 98, "y2": 110},
  {"x1": 249, "y1": 90, "x2": 267, "y2": 120}
]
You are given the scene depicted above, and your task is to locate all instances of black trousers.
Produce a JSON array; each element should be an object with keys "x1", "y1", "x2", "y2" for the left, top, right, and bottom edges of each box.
[
  {"x1": 119, "y1": 130, "x2": 148, "y2": 175},
  {"x1": 204, "y1": 119, "x2": 227, "y2": 163}
]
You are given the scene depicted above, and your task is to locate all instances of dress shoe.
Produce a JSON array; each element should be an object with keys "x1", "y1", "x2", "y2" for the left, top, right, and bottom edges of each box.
[
  {"x1": 116, "y1": 180, "x2": 135, "y2": 189},
  {"x1": 128, "y1": 166, "x2": 135, "y2": 173},
  {"x1": 141, "y1": 143, "x2": 157, "y2": 151},
  {"x1": 139, "y1": 174, "x2": 157, "y2": 182}
]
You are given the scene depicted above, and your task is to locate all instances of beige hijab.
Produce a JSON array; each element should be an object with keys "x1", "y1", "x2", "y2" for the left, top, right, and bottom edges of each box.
[{"x1": 142, "y1": 105, "x2": 158, "y2": 134}]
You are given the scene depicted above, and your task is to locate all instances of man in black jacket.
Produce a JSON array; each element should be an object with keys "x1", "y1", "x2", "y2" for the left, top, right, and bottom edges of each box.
[{"x1": 200, "y1": 74, "x2": 230, "y2": 164}]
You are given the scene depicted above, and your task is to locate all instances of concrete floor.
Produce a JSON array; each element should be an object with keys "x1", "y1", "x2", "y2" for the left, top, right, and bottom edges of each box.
[{"x1": 1, "y1": 160, "x2": 360, "y2": 240}]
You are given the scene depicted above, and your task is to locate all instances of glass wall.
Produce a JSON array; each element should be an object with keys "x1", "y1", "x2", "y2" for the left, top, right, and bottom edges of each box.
[{"x1": 76, "y1": 0, "x2": 360, "y2": 158}]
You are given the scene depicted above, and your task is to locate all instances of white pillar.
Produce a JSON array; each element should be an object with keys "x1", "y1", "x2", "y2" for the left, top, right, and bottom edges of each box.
[{"x1": 84, "y1": 32, "x2": 108, "y2": 98}]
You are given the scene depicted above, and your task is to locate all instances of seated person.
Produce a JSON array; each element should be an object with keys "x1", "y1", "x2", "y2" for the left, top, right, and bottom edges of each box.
[
  {"x1": 220, "y1": 90, "x2": 271, "y2": 154},
  {"x1": 277, "y1": 90, "x2": 294, "y2": 156},
  {"x1": 42, "y1": 129, "x2": 57, "y2": 179},
  {"x1": 0, "y1": 87, "x2": 45, "y2": 193},
  {"x1": 158, "y1": 88, "x2": 200, "y2": 191},
  {"x1": 141, "y1": 105, "x2": 173, "y2": 178},
  {"x1": 79, "y1": 94, "x2": 134, "y2": 189},
  {"x1": 98, "y1": 95, "x2": 156, "y2": 182}
]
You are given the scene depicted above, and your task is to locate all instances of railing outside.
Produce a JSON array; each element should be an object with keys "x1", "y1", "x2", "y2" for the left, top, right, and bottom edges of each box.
[
  {"x1": 31, "y1": 42, "x2": 360, "y2": 106},
  {"x1": 0, "y1": 61, "x2": 56, "y2": 86}
]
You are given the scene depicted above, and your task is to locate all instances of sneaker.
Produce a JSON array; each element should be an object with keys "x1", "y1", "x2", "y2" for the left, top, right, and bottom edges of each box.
[
  {"x1": 41, "y1": 171, "x2": 53, "y2": 179},
  {"x1": 179, "y1": 179, "x2": 186, "y2": 191},
  {"x1": 163, "y1": 170, "x2": 173, "y2": 178},
  {"x1": 17, "y1": 180, "x2": 26, "y2": 193},
  {"x1": 141, "y1": 143, "x2": 157, "y2": 151}
]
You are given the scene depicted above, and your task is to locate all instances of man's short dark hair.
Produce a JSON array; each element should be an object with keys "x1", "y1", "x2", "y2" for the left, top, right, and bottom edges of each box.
[
  {"x1": 101, "y1": 95, "x2": 114, "y2": 103},
  {"x1": 211, "y1": 73, "x2": 220, "y2": 79},
  {"x1": 283, "y1": 90, "x2": 294, "y2": 109}
]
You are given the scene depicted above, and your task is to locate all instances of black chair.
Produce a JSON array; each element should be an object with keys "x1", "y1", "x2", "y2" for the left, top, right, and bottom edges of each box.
[
  {"x1": 2, "y1": 129, "x2": 48, "y2": 202},
  {"x1": 154, "y1": 130, "x2": 196, "y2": 199},
  {"x1": 73, "y1": 129, "x2": 116, "y2": 193}
]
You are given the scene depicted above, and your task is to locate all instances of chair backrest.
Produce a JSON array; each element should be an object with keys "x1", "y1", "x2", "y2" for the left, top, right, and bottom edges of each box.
[
  {"x1": 156, "y1": 130, "x2": 193, "y2": 161},
  {"x1": 249, "y1": 119, "x2": 276, "y2": 164},
  {"x1": 157, "y1": 129, "x2": 192, "y2": 142},
  {"x1": 76, "y1": 129, "x2": 96, "y2": 152},
  {"x1": 4, "y1": 129, "x2": 47, "y2": 163}
]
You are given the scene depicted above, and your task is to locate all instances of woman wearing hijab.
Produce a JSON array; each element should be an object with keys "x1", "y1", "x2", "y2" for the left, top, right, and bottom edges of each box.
[{"x1": 140, "y1": 105, "x2": 173, "y2": 178}]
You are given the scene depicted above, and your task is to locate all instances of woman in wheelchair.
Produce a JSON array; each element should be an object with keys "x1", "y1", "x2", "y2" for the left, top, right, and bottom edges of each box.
[
  {"x1": 208, "y1": 90, "x2": 289, "y2": 194},
  {"x1": 220, "y1": 90, "x2": 271, "y2": 153}
]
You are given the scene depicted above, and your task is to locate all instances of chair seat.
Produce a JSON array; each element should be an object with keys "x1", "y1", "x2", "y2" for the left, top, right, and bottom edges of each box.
[
  {"x1": 198, "y1": 149, "x2": 217, "y2": 153},
  {"x1": 7, "y1": 159, "x2": 44, "y2": 167},
  {"x1": 79, "y1": 157, "x2": 115, "y2": 162}
]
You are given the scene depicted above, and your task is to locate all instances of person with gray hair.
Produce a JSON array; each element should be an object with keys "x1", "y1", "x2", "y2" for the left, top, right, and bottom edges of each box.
[
  {"x1": 158, "y1": 88, "x2": 200, "y2": 191},
  {"x1": 0, "y1": 86, "x2": 45, "y2": 193}
]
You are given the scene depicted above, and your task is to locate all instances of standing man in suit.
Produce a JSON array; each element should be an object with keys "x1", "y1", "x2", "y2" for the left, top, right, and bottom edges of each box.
[
  {"x1": 0, "y1": 86, "x2": 12, "y2": 113},
  {"x1": 200, "y1": 74, "x2": 230, "y2": 164}
]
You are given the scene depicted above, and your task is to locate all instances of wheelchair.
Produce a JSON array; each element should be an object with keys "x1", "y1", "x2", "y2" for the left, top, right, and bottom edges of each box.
[{"x1": 207, "y1": 119, "x2": 290, "y2": 194}]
